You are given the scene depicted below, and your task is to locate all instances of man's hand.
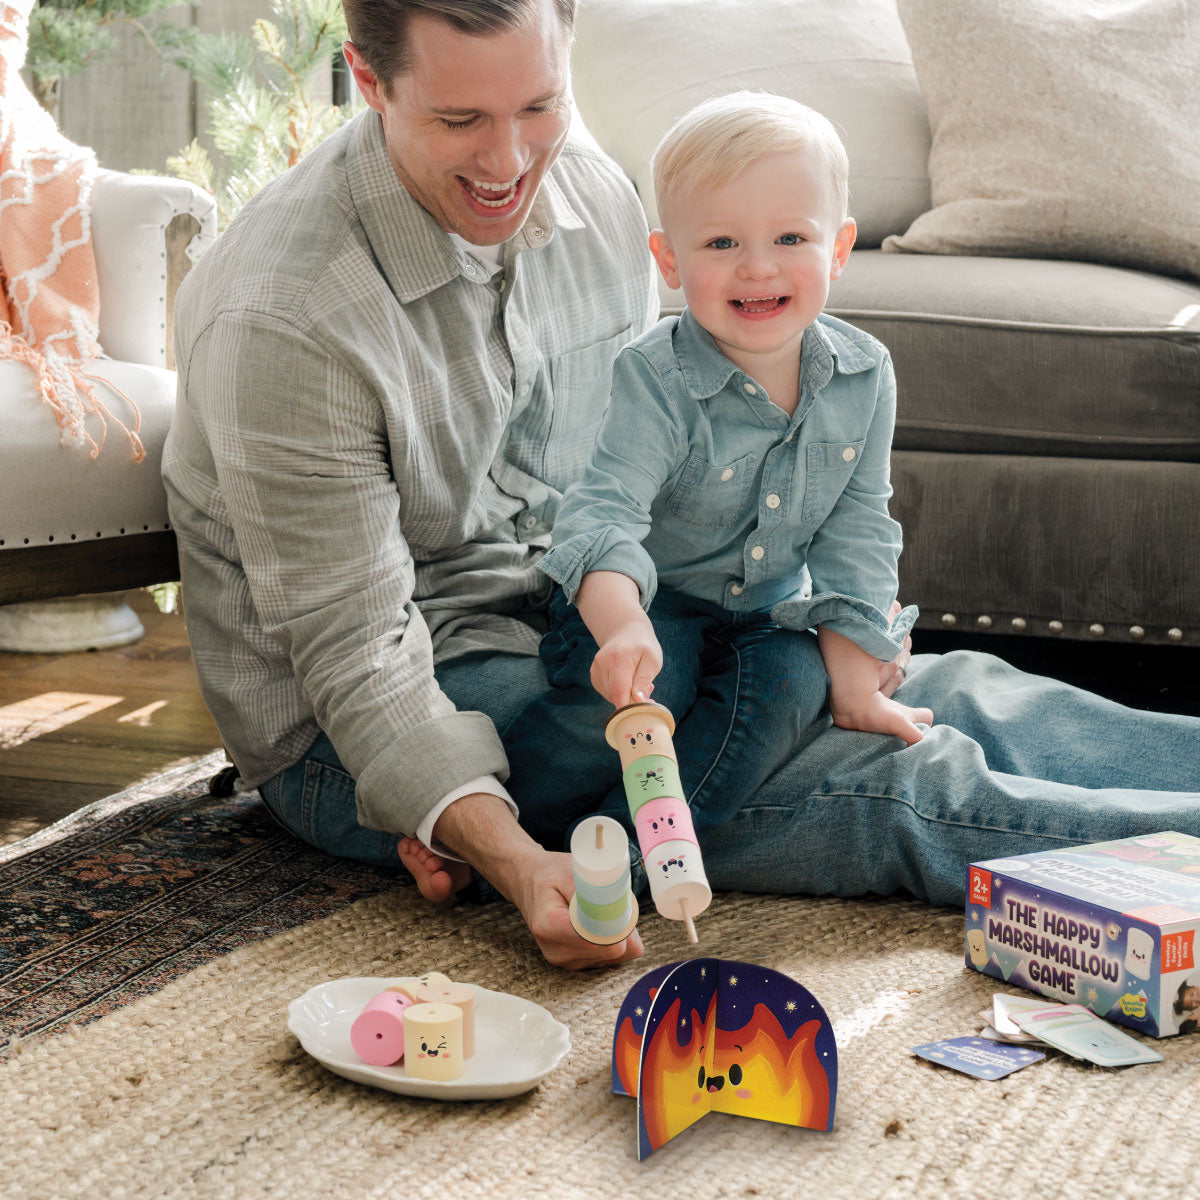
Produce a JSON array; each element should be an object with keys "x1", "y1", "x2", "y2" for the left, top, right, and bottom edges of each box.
[
  {"x1": 431, "y1": 792, "x2": 643, "y2": 970},
  {"x1": 506, "y1": 849, "x2": 644, "y2": 969},
  {"x1": 829, "y1": 689, "x2": 933, "y2": 747},
  {"x1": 590, "y1": 620, "x2": 663, "y2": 708}
]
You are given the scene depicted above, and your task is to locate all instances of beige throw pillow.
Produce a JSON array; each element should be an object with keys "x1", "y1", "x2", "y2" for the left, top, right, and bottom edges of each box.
[{"x1": 883, "y1": 0, "x2": 1200, "y2": 281}]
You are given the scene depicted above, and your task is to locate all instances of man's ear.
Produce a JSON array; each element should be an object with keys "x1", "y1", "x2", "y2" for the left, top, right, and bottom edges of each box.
[
  {"x1": 343, "y1": 41, "x2": 386, "y2": 114},
  {"x1": 648, "y1": 230, "x2": 681, "y2": 290},
  {"x1": 829, "y1": 218, "x2": 857, "y2": 281}
]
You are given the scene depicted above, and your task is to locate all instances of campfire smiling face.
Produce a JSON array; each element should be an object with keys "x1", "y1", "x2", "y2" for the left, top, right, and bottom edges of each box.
[{"x1": 344, "y1": 0, "x2": 572, "y2": 245}]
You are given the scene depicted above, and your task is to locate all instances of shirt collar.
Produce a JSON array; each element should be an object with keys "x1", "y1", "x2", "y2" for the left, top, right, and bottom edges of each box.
[
  {"x1": 673, "y1": 306, "x2": 875, "y2": 401},
  {"x1": 346, "y1": 111, "x2": 586, "y2": 304}
]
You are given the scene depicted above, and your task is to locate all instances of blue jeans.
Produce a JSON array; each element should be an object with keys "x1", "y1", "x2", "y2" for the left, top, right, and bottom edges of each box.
[
  {"x1": 260, "y1": 645, "x2": 1200, "y2": 906},
  {"x1": 503, "y1": 588, "x2": 828, "y2": 847}
]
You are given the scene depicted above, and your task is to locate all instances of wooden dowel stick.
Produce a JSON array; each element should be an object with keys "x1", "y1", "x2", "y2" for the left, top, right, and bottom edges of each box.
[
  {"x1": 595, "y1": 821, "x2": 604, "y2": 849},
  {"x1": 680, "y1": 899, "x2": 698, "y2": 945}
]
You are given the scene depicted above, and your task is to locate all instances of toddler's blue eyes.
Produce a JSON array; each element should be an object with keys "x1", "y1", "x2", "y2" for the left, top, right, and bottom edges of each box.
[
  {"x1": 777, "y1": 233, "x2": 801, "y2": 245},
  {"x1": 709, "y1": 237, "x2": 735, "y2": 250}
]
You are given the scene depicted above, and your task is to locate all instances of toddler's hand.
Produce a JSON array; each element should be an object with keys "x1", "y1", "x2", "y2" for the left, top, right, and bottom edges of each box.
[
  {"x1": 830, "y1": 689, "x2": 934, "y2": 747},
  {"x1": 591, "y1": 621, "x2": 663, "y2": 708}
]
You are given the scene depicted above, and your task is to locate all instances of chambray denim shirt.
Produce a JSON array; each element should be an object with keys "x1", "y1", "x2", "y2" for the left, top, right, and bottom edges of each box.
[{"x1": 539, "y1": 308, "x2": 918, "y2": 660}]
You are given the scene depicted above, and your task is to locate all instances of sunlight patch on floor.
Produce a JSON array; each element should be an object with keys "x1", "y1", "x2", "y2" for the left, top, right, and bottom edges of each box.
[
  {"x1": 831, "y1": 988, "x2": 915, "y2": 1045},
  {"x1": 0, "y1": 692, "x2": 124, "y2": 750},
  {"x1": 117, "y1": 700, "x2": 169, "y2": 727}
]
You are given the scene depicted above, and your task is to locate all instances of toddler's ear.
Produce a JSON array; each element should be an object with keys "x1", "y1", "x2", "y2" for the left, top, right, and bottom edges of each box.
[
  {"x1": 829, "y1": 218, "x2": 857, "y2": 281},
  {"x1": 648, "y1": 230, "x2": 681, "y2": 290}
]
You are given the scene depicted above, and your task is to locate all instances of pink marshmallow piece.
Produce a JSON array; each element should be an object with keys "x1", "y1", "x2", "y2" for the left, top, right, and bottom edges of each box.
[
  {"x1": 634, "y1": 795, "x2": 696, "y2": 853},
  {"x1": 350, "y1": 989, "x2": 414, "y2": 1066}
]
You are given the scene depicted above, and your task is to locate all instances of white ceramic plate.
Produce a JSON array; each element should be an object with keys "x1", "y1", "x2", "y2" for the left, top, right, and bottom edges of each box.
[{"x1": 287, "y1": 976, "x2": 572, "y2": 1100}]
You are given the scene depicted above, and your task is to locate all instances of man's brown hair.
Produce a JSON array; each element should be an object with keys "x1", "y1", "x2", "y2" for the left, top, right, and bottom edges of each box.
[{"x1": 343, "y1": 0, "x2": 577, "y2": 93}]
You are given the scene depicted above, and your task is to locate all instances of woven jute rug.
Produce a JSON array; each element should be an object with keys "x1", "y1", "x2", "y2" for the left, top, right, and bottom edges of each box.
[{"x1": 2, "y1": 871, "x2": 1198, "y2": 1199}]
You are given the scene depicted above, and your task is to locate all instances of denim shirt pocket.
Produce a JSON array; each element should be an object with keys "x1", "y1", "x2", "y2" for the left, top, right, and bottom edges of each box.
[
  {"x1": 801, "y1": 438, "x2": 868, "y2": 526},
  {"x1": 666, "y1": 449, "x2": 757, "y2": 529},
  {"x1": 544, "y1": 324, "x2": 636, "y2": 491}
]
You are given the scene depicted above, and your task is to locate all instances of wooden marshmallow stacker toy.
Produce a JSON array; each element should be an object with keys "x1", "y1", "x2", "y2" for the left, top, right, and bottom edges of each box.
[{"x1": 603, "y1": 701, "x2": 712, "y2": 944}]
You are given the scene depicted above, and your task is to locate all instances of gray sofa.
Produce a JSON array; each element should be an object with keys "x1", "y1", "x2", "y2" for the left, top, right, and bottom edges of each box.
[{"x1": 570, "y1": 0, "x2": 1200, "y2": 648}]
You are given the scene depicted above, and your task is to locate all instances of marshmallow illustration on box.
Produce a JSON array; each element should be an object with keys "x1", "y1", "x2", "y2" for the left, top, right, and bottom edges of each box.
[
  {"x1": 604, "y1": 702, "x2": 712, "y2": 943},
  {"x1": 1125, "y1": 928, "x2": 1155, "y2": 980}
]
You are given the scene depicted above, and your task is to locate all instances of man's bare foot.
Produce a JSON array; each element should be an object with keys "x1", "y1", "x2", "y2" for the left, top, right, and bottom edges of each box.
[{"x1": 398, "y1": 837, "x2": 472, "y2": 902}]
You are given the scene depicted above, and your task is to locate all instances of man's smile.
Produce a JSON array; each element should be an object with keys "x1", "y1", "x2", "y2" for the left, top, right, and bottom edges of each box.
[{"x1": 459, "y1": 174, "x2": 525, "y2": 213}]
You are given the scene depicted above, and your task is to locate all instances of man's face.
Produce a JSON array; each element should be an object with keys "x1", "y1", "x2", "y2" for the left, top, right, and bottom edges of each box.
[
  {"x1": 345, "y1": 0, "x2": 572, "y2": 244},
  {"x1": 649, "y1": 148, "x2": 855, "y2": 380}
]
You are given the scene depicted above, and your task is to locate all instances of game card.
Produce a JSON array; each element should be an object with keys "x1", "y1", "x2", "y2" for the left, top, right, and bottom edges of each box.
[
  {"x1": 911, "y1": 1037, "x2": 1045, "y2": 1080},
  {"x1": 1009, "y1": 1005, "x2": 1163, "y2": 1067}
]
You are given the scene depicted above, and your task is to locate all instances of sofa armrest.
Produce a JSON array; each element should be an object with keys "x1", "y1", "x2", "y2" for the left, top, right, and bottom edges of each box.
[{"x1": 89, "y1": 170, "x2": 217, "y2": 370}]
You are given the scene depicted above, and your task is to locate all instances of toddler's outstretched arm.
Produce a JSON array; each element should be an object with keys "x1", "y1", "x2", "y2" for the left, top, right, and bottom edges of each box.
[
  {"x1": 575, "y1": 570, "x2": 663, "y2": 707},
  {"x1": 818, "y1": 626, "x2": 933, "y2": 746}
]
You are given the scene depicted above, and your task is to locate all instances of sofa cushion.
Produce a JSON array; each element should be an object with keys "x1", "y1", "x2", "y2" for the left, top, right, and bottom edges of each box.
[
  {"x1": 570, "y1": 0, "x2": 931, "y2": 254},
  {"x1": 828, "y1": 251, "x2": 1200, "y2": 461},
  {"x1": 884, "y1": 0, "x2": 1200, "y2": 282},
  {"x1": 0, "y1": 357, "x2": 175, "y2": 549}
]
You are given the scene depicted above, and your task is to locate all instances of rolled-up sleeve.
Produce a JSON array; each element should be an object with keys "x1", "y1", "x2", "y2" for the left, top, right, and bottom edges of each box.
[
  {"x1": 539, "y1": 345, "x2": 685, "y2": 607},
  {"x1": 772, "y1": 354, "x2": 917, "y2": 660},
  {"x1": 197, "y1": 312, "x2": 507, "y2": 835}
]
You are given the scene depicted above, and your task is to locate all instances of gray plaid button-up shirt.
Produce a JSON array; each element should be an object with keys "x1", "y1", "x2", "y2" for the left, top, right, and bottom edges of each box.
[{"x1": 163, "y1": 110, "x2": 657, "y2": 836}]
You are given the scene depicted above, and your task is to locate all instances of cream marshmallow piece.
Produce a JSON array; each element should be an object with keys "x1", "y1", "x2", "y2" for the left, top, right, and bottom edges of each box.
[
  {"x1": 605, "y1": 701, "x2": 677, "y2": 770},
  {"x1": 403, "y1": 1002, "x2": 465, "y2": 1081},
  {"x1": 386, "y1": 970, "x2": 452, "y2": 1003},
  {"x1": 415, "y1": 979, "x2": 477, "y2": 1059}
]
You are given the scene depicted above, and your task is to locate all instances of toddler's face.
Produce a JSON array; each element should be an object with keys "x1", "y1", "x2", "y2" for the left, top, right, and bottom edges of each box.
[{"x1": 650, "y1": 147, "x2": 854, "y2": 378}]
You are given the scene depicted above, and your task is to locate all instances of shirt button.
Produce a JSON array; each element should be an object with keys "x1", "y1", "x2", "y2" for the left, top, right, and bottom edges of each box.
[
  {"x1": 522, "y1": 515, "x2": 537, "y2": 529},
  {"x1": 750, "y1": 545, "x2": 765, "y2": 561},
  {"x1": 730, "y1": 583, "x2": 743, "y2": 595},
  {"x1": 465, "y1": 264, "x2": 477, "y2": 277},
  {"x1": 743, "y1": 382, "x2": 758, "y2": 395},
  {"x1": 720, "y1": 468, "x2": 734, "y2": 482},
  {"x1": 530, "y1": 227, "x2": 544, "y2": 239},
  {"x1": 520, "y1": 383, "x2": 531, "y2": 396},
  {"x1": 842, "y1": 446, "x2": 857, "y2": 462},
  {"x1": 765, "y1": 493, "x2": 781, "y2": 509}
]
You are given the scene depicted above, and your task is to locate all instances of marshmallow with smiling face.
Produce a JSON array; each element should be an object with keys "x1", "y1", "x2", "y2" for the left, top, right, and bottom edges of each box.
[
  {"x1": 403, "y1": 1002, "x2": 465, "y2": 1081},
  {"x1": 1125, "y1": 928, "x2": 1155, "y2": 980},
  {"x1": 605, "y1": 701, "x2": 677, "y2": 770}
]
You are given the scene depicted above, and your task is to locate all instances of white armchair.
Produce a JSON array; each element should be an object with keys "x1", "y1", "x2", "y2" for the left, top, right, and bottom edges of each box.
[{"x1": 0, "y1": 170, "x2": 216, "y2": 635}]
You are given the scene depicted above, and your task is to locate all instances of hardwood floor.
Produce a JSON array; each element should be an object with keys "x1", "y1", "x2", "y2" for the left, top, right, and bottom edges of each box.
[
  {"x1": 0, "y1": 589, "x2": 223, "y2": 847},
  {"x1": 0, "y1": 589, "x2": 1195, "y2": 851}
]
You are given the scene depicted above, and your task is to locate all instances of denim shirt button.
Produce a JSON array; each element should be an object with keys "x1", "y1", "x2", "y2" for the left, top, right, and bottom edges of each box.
[
  {"x1": 842, "y1": 446, "x2": 857, "y2": 462},
  {"x1": 730, "y1": 583, "x2": 744, "y2": 595},
  {"x1": 743, "y1": 382, "x2": 758, "y2": 395},
  {"x1": 750, "y1": 545, "x2": 765, "y2": 561},
  {"x1": 765, "y1": 493, "x2": 781, "y2": 509},
  {"x1": 720, "y1": 468, "x2": 734, "y2": 481}
]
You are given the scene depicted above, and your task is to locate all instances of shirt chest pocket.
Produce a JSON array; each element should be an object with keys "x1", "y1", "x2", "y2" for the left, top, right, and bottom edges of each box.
[
  {"x1": 666, "y1": 450, "x2": 757, "y2": 530},
  {"x1": 801, "y1": 438, "x2": 868, "y2": 527},
  {"x1": 543, "y1": 325, "x2": 636, "y2": 492}
]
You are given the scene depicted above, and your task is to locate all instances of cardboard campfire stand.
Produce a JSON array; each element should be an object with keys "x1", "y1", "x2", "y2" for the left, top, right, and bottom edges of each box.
[{"x1": 611, "y1": 959, "x2": 838, "y2": 1159}]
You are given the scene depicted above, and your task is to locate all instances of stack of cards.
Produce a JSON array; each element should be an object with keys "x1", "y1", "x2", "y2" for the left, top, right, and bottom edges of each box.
[{"x1": 913, "y1": 993, "x2": 1163, "y2": 1081}]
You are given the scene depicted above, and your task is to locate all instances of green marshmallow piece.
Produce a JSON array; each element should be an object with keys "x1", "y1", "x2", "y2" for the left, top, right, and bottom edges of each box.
[
  {"x1": 622, "y1": 754, "x2": 684, "y2": 815},
  {"x1": 577, "y1": 893, "x2": 632, "y2": 922}
]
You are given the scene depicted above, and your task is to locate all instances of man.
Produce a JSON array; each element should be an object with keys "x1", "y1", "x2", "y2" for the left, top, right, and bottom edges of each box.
[
  {"x1": 164, "y1": 0, "x2": 656, "y2": 968},
  {"x1": 165, "y1": 0, "x2": 1200, "y2": 969}
]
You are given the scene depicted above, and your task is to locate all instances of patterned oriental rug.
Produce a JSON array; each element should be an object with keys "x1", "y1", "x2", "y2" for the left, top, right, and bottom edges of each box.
[
  {"x1": 0, "y1": 753, "x2": 399, "y2": 1055},
  {"x1": 2, "y1": 759, "x2": 1198, "y2": 1198}
]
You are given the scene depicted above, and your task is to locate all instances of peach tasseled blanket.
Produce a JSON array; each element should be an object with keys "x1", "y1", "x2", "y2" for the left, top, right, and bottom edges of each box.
[{"x1": 0, "y1": 0, "x2": 141, "y2": 460}]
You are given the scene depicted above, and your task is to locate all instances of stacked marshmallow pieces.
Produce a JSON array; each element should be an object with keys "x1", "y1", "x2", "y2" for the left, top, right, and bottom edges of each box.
[
  {"x1": 350, "y1": 970, "x2": 476, "y2": 1080},
  {"x1": 568, "y1": 815, "x2": 640, "y2": 945},
  {"x1": 604, "y1": 702, "x2": 712, "y2": 942}
]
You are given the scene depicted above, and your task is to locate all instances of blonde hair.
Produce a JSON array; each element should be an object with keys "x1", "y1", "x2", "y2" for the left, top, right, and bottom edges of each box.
[{"x1": 651, "y1": 91, "x2": 850, "y2": 227}]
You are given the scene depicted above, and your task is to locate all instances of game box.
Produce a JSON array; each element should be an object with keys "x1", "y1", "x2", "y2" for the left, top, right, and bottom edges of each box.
[{"x1": 966, "y1": 832, "x2": 1200, "y2": 1038}]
